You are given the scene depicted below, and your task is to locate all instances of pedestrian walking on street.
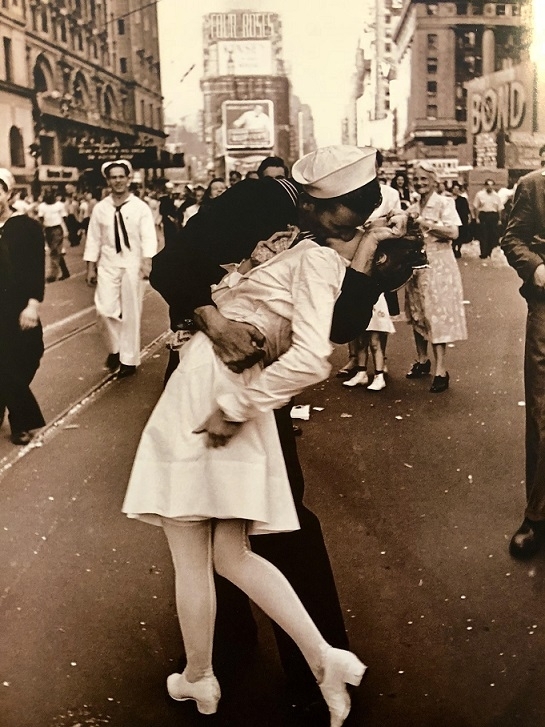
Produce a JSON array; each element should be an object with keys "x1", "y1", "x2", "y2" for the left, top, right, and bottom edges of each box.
[
  {"x1": 181, "y1": 184, "x2": 205, "y2": 226},
  {"x1": 123, "y1": 146, "x2": 390, "y2": 726},
  {"x1": 391, "y1": 171, "x2": 411, "y2": 210},
  {"x1": 473, "y1": 179, "x2": 504, "y2": 259},
  {"x1": 84, "y1": 160, "x2": 157, "y2": 378},
  {"x1": 451, "y1": 182, "x2": 472, "y2": 258},
  {"x1": 37, "y1": 190, "x2": 70, "y2": 282},
  {"x1": 405, "y1": 161, "x2": 467, "y2": 393},
  {"x1": 0, "y1": 168, "x2": 46, "y2": 445},
  {"x1": 501, "y1": 167, "x2": 545, "y2": 559},
  {"x1": 148, "y1": 145, "x2": 411, "y2": 724}
]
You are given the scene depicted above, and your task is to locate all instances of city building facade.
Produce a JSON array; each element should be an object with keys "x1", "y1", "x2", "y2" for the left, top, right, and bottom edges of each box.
[
  {"x1": 392, "y1": 0, "x2": 532, "y2": 169},
  {"x1": 0, "y1": 0, "x2": 165, "y2": 191}
]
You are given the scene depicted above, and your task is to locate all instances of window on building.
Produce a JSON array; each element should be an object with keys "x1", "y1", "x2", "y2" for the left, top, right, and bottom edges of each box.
[
  {"x1": 512, "y1": 5, "x2": 520, "y2": 15},
  {"x1": 2, "y1": 0, "x2": 7, "y2": 8},
  {"x1": 77, "y1": 32, "x2": 83, "y2": 51},
  {"x1": 3, "y1": 37, "x2": 12, "y2": 82},
  {"x1": 426, "y1": 104, "x2": 438, "y2": 119},
  {"x1": 118, "y1": 19, "x2": 125, "y2": 35},
  {"x1": 456, "y1": 2, "x2": 468, "y2": 14},
  {"x1": 104, "y1": 93, "x2": 112, "y2": 118},
  {"x1": 41, "y1": 9, "x2": 48, "y2": 32},
  {"x1": 385, "y1": 42, "x2": 392, "y2": 53},
  {"x1": 149, "y1": 103, "x2": 154, "y2": 128},
  {"x1": 385, "y1": 14, "x2": 391, "y2": 24},
  {"x1": 496, "y1": 4, "x2": 506, "y2": 15},
  {"x1": 140, "y1": 99, "x2": 145, "y2": 125},
  {"x1": 427, "y1": 80, "x2": 437, "y2": 96},
  {"x1": 40, "y1": 135, "x2": 54, "y2": 165},
  {"x1": 120, "y1": 57, "x2": 127, "y2": 73},
  {"x1": 427, "y1": 4, "x2": 439, "y2": 15},
  {"x1": 427, "y1": 59, "x2": 438, "y2": 74},
  {"x1": 61, "y1": 21, "x2": 67, "y2": 43},
  {"x1": 9, "y1": 126, "x2": 25, "y2": 167},
  {"x1": 427, "y1": 34, "x2": 438, "y2": 52}
]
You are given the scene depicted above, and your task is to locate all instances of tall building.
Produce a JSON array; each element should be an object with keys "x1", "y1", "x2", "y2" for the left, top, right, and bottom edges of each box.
[
  {"x1": 0, "y1": 0, "x2": 165, "y2": 190},
  {"x1": 200, "y1": 9, "x2": 314, "y2": 177},
  {"x1": 349, "y1": 0, "x2": 404, "y2": 150},
  {"x1": 392, "y1": 0, "x2": 532, "y2": 164}
]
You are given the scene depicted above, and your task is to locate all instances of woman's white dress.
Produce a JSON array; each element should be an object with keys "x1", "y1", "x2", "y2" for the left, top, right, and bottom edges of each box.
[
  {"x1": 366, "y1": 293, "x2": 395, "y2": 334},
  {"x1": 122, "y1": 240, "x2": 348, "y2": 535},
  {"x1": 405, "y1": 192, "x2": 468, "y2": 344}
]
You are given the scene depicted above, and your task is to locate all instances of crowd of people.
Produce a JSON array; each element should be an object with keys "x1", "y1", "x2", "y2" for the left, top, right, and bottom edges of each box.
[{"x1": 3, "y1": 142, "x2": 545, "y2": 727}]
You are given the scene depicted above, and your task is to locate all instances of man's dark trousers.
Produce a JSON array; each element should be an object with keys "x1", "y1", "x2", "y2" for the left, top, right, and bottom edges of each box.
[
  {"x1": 478, "y1": 211, "x2": 500, "y2": 258},
  {"x1": 524, "y1": 297, "x2": 545, "y2": 522}
]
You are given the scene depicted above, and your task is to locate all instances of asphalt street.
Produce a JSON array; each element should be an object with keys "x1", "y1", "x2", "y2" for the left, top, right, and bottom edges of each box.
[{"x1": 1, "y1": 242, "x2": 544, "y2": 727}]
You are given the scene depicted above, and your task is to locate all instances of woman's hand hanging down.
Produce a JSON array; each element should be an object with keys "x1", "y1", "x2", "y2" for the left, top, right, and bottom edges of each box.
[{"x1": 193, "y1": 409, "x2": 242, "y2": 448}]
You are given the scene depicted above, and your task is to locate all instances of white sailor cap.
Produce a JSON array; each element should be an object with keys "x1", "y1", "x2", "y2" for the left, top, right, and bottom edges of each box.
[
  {"x1": 291, "y1": 146, "x2": 377, "y2": 199},
  {"x1": 0, "y1": 168, "x2": 15, "y2": 193},
  {"x1": 101, "y1": 159, "x2": 133, "y2": 178}
]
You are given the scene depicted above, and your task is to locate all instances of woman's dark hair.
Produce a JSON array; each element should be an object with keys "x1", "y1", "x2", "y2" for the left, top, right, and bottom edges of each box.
[
  {"x1": 304, "y1": 177, "x2": 382, "y2": 219},
  {"x1": 43, "y1": 190, "x2": 56, "y2": 205},
  {"x1": 257, "y1": 156, "x2": 289, "y2": 178}
]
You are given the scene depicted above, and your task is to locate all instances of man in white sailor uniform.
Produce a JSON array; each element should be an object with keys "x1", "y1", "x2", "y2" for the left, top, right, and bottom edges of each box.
[{"x1": 84, "y1": 159, "x2": 157, "y2": 378}]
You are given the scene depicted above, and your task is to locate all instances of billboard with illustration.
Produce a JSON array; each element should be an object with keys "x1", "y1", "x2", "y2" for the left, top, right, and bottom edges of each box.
[{"x1": 223, "y1": 100, "x2": 274, "y2": 150}]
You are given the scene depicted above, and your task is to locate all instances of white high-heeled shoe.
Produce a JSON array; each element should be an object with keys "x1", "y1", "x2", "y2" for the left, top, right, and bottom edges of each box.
[
  {"x1": 317, "y1": 647, "x2": 367, "y2": 727},
  {"x1": 342, "y1": 369, "x2": 368, "y2": 387},
  {"x1": 367, "y1": 372, "x2": 386, "y2": 391},
  {"x1": 166, "y1": 669, "x2": 221, "y2": 715}
]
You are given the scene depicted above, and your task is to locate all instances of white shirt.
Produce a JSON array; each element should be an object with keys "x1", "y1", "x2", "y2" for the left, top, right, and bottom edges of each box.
[
  {"x1": 12, "y1": 198, "x2": 31, "y2": 215},
  {"x1": 37, "y1": 201, "x2": 66, "y2": 227},
  {"x1": 370, "y1": 184, "x2": 403, "y2": 220},
  {"x1": 83, "y1": 193, "x2": 157, "y2": 269},
  {"x1": 473, "y1": 189, "x2": 504, "y2": 214},
  {"x1": 211, "y1": 240, "x2": 348, "y2": 422}
]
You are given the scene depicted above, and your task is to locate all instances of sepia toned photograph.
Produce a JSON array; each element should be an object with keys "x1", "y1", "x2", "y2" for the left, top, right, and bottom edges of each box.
[{"x1": 0, "y1": 1, "x2": 544, "y2": 726}]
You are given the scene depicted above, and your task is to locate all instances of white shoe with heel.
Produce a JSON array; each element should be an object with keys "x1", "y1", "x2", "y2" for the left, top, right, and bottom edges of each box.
[
  {"x1": 166, "y1": 669, "x2": 221, "y2": 714},
  {"x1": 317, "y1": 647, "x2": 367, "y2": 727}
]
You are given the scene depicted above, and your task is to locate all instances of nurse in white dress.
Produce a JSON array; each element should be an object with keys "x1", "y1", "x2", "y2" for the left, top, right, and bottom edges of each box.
[{"x1": 122, "y1": 145, "x2": 387, "y2": 726}]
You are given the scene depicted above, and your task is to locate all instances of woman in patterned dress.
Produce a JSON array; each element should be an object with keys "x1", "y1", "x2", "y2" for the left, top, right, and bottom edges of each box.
[{"x1": 405, "y1": 161, "x2": 467, "y2": 393}]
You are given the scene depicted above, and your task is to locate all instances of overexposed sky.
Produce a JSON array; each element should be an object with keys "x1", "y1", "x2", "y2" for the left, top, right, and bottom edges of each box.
[{"x1": 157, "y1": 0, "x2": 368, "y2": 146}]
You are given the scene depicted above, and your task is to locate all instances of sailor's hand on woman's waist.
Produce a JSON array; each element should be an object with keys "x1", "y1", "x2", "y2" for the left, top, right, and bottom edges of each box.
[{"x1": 194, "y1": 306, "x2": 265, "y2": 373}]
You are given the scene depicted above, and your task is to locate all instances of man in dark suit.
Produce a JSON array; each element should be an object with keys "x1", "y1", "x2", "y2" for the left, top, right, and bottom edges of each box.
[
  {"x1": 150, "y1": 146, "x2": 406, "y2": 723},
  {"x1": 502, "y1": 167, "x2": 545, "y2": 558}
]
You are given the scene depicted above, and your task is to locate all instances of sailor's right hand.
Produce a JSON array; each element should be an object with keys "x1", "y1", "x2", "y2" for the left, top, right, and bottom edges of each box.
[
  {"x1": 86, "y1": 262, "x2": 97, "y2": 286},
  {"x1": 194, "y1": 306, "x2": 265, "y2": 373},
  {"x1": 212, "y1": 319, "x2": 265, "y2": 373}
]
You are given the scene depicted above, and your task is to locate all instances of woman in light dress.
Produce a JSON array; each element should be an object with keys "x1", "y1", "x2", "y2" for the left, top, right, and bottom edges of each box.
[
  {"x1": 122, "y1": 226, "x2": 374, "y2": 726},
  {"x1": 404, "y1": 161, "x2": 467, "y2": 392}
]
